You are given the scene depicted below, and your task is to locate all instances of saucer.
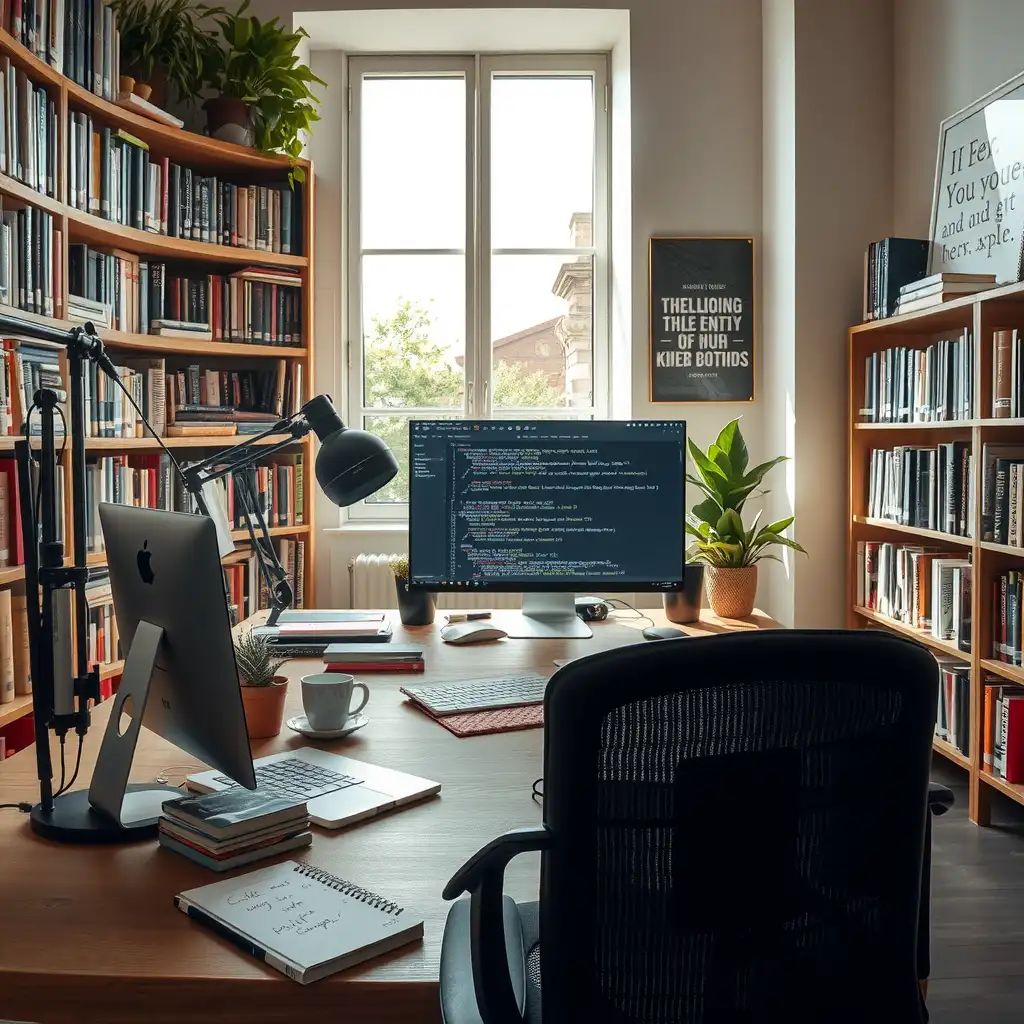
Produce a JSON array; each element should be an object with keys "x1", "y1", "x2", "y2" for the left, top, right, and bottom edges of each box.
[{"x1": 286, "y1": 713, "x2": 368, "y2": 741}]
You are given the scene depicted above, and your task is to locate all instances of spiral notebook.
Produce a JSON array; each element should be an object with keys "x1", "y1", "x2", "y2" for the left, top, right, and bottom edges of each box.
[{"x1": 173, "y1": 861, "x2": 423, "y2": 984}]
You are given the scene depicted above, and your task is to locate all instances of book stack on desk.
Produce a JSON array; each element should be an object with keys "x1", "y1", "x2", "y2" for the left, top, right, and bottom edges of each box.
[
  {"x1": 323, "y1": 642, "x2": 425, "y2": 673},
  {"x1": 159, "y1": 789, "x2": 312, "y2": 872}
]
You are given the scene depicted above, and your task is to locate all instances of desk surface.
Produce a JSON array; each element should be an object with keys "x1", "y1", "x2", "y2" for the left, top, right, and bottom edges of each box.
[{"x1": 0, "y1": 607, "x2": 778, "y2": 1024}]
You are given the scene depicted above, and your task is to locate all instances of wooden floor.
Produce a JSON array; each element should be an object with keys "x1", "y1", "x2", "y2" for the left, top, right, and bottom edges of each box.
[{"x1": 928, "y1": 759, "x2": 1024, "y2": 1022}]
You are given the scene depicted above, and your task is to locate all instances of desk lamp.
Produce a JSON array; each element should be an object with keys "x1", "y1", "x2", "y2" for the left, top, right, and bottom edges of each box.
[{"x1": 0, "y1": 310, "x2": 397, "y2": 841}]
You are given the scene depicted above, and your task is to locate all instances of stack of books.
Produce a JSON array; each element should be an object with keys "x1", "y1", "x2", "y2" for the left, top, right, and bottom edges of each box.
[
  {"x1": 894, "y1": 272, "x2": 998, "y2": 315},
  {"x1": 323, "y1": 642, "x2": 426, "y2": 673},
  {"x1": 159, "y1": 789, "x2": 312, "y2": 872},
  {"x1": 68, "y1": 293, "x2": 111, "y2": 328}
]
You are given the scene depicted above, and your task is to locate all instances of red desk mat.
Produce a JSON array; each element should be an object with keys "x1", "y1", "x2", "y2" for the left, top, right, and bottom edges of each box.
[{"x1": 409, "y1": 701, "x2": 544, "y2": 737}]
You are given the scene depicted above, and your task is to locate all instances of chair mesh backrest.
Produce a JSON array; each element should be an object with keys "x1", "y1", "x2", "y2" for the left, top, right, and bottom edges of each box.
[{"x1": 539, "y1": 630, "x2": 936, "y2": 1024}]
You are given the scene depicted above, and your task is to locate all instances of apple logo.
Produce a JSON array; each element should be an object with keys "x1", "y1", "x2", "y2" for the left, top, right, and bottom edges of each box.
[{"x1": 137, "y1": 541, "x2": 155, "y2": 585}]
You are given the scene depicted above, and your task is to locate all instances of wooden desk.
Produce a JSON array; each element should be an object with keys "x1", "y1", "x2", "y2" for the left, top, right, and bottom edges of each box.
[{"x1": 0, "y1": 607, "x2": 778, "y2": 1024}]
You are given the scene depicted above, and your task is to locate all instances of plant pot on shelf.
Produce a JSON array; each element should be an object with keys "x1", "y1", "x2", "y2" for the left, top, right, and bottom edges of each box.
[
  {"x1": 395, "y1": 578, "x2": 435, "y2": 626},
  {"x1": 704, "y1": 565, "x2": 757, "y2": 620},
  {"x1": 122, "y1": 64, "x2": 170, "y2": 108},
  {"x1": 663, "y1": 565, "x2": 704, "y2": 624},
  {"x1": 203, "y1": 97, "x2": 254, "y2": 147},
  {"x1": 240, "y1": 676, "x2": 288, "y2": 739}
]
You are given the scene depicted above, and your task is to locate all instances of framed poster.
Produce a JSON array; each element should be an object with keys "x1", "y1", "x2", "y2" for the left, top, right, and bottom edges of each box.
[
  {"x1": 928, "y1": 68, "x2": 1024, "y2": 282},
  {"x1": 649, "y1": 236, "x2": 754, "y2": 404}
]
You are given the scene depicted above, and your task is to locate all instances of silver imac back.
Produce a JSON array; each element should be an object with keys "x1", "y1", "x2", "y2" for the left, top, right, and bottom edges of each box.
[{"x1": 98, "y1": 505, "x2": 256, "y2": 795}]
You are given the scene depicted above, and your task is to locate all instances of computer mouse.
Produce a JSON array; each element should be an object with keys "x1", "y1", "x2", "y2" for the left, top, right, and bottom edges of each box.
[
  {"x1": 440, "y1": 621, "x2": 509, "y2": 645},
  {"x1": 642, "y1": 626, "x2": 689, "y2": 641}
]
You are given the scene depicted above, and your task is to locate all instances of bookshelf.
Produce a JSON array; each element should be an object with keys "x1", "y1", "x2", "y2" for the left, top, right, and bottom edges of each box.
[
  {"x1": 848, "y1": 277, "x2": 1024, "y2": 825},
  {"x1": 0, "y1": 28, "x2": 316, "y2": 742}
]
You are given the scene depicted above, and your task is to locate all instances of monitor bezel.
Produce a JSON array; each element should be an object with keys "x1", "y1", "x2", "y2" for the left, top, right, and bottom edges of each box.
[{"x1": 407, "y1": 418, "x2": 688, "y2": 594}]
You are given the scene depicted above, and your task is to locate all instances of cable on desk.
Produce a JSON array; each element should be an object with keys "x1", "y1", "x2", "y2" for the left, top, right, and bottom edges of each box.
[
  {"x1": 531, "y1": 778, "x2": 544, "y2": 804},
  {"x1": 603, "y1": 597, "x2": 655, "y2": 629},
  {"x1": 56, "y1": 735, "x2": 84, "y2": 796},
  {"x1": 0, "y1": 802, "x2": 33, "y2": 812}
]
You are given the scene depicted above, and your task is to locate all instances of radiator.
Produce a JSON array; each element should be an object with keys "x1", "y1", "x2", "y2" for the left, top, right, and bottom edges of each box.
[{"x1": 348, "y1": 554, "x2": 520, "y2": 610}]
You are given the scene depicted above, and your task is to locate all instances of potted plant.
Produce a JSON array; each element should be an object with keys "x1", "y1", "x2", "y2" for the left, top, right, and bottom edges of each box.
[
  {"x1": 234, "y1": 628, "x2": 289, "y2": 738},
  {"x1": 389, "y1": 554, "x2": 435, "y2": 626},
  {"x1": 202, "y1": 1, "x2": 324, "y2": 179},
  {"x1": 107, "y1": 0, "x2": 222, "y2": 108},
  {"x1": 686, "y1": 418, "x2": 805, "y2": 619}
]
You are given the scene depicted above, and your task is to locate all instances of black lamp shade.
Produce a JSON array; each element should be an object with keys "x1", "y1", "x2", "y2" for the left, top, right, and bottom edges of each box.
[
  {"x1": 316, "y1": 428, "x2": 398, "y2": 506},
  {"x1": 303, "y1": 395, "x2": 398, "y2": 506}
]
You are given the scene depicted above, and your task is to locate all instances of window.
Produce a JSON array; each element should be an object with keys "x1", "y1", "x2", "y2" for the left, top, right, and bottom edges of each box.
[{"x1": 346, "y1": 54, "x2": 609, "y2": 516}]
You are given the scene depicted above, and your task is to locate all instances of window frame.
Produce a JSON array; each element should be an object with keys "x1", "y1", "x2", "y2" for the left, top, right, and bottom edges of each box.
[{"x1": 345, "y1": 52, "x2": 610, "y2": 520}]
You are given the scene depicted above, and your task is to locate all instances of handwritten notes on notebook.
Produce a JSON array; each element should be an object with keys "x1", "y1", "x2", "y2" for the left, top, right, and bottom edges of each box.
[{"x1": 175, "y1": 861, "x2": 423, "y2": 983}]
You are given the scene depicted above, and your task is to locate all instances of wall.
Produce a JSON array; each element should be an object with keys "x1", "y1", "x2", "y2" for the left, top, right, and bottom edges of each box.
[
  {"x1": 894, "y1": 0, "x2": 1024, "y2": 237},
  {"x1": 269, "y1": 0, "x2": 766, "y2": 607}
]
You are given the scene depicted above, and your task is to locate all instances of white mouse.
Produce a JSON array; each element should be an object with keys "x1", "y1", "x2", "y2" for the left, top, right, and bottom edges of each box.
[{"x1": 440, "y1": 621, "x2": 509, "y2": 645}]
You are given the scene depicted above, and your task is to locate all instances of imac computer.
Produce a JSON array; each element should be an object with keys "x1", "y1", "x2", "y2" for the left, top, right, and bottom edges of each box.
[
  {"x1": 72, "y1": 505, "x2": 257, "y2": 839},
  {"x1": 408, "y1": 420, "x2": 687, "y2": 639}
]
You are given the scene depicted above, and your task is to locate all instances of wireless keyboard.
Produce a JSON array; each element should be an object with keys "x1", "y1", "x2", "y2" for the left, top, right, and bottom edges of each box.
[{"x1": 402, "y1": 673, "x2": 549, "y2": 716}]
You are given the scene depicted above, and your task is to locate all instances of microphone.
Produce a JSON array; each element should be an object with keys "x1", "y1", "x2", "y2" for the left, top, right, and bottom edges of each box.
[{"x1": 301, "y1": 395, "x2": 399, "y2": 507}]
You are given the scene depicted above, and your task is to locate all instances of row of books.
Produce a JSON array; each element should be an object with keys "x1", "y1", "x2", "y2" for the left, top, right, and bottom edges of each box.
[
  {"x1": 982, "y1": 443, "x2": 1024, "y2": 544},
  {"x1": 69, "y1": 247, "x2": 303, "y2": 345},
  {"x1": 864, "y1": 237, "x2": 929, "y2": 321},
  {"x1": 859, "y1": 332, "x2": 974, "y2": 423},
  {"x1": 83, "y1": 454, "x2": 305, "y2": 553},
  {"x1": 224, "y1": 537, "x2": 306, "y2": 625},
  {"x1": 0, "y1": 60, "x2": 57, "y2": 197},
  {"x1": 935, "y1": 658, "x2": 970, "y2": 758},
  {"x1": 0, "y1": 588, "x2": 31, "y2": 704},
  {"x1": 0, "y1": 200, "x2": 62, "y2": 319},
  {"x1": 984, "y1": 682, "x2": 1024, "y2": 782},
  {"x1": 84, "y1": 570, "x2": 118, "y2": 667},
  {"x1": 168, "y1": 361, "x2": 304, "y2": 430},
  {"x1": 856, "y1": 540, "x2": 972, "y2": 650},
  {"x1": 866, "y1": 443, "x2": 974, "y2": 537},
  {"x1": 5, "y1": 0, "x2": 121, "y2": 101},
  {"x1": 0, "y1": 337, "x2": 68, "y2": 438},
  {"x1": 65, "y1": 114, "x2": 302, "y2": 254},
  {"x1": 992, "y1": 328, "x2": 1024, "y2": 418}
]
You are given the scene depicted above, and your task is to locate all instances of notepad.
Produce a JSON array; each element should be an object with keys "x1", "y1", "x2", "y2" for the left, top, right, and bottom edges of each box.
[{"x1": 173, "y1": 861, "x2": 423, "y2": 984}]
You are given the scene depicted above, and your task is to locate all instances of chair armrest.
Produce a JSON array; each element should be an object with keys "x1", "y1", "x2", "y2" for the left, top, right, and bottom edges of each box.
[
  {"x1": 443, "y1": 827, "x2": 553, "y2": 1024},
  {"x1": 928, "y1": 781, "x2": 954, "y2": 816}
]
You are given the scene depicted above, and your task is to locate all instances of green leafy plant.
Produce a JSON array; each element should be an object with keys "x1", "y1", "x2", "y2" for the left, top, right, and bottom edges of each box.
[
  {"x1": 234, "y1": 629, "x2": 287, "y2": 687},
  {"x1": 107, "y1": 0, "x2": 223, "y2": 104},
  {"x1": 685, "y1": 419, "x2": 806, "y2": 568},
  {"x1": 203, "y1": 1, "x2": 325, "y2": 179}
]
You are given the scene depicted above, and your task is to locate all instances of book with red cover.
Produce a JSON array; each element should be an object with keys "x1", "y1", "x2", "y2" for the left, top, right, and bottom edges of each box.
[
  {"x1": 325, "y1": 661, "x2": 424, "y2": 673},
  {"x1": 0, "y1": 459, "x2": 23, "y2": 565},
  {"x1": 1003, "y1": 694, "x2": 1024, "y2": 783}
]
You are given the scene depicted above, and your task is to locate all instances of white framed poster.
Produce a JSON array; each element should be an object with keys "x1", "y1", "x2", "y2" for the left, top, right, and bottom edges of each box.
[{"x1": 929, "y1": 68, "x2": 1024, "y2": 283}]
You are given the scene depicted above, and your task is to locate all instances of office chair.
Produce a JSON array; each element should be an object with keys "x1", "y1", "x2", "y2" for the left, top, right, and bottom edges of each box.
[{"x1": 440, "y1": 629, "x2": 950, "y2": 1024}]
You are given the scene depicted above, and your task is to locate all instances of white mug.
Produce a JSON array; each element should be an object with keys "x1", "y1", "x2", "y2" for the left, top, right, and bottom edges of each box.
[{"x1": 300, "y1": 673, "x2": 369, "y2": 732}]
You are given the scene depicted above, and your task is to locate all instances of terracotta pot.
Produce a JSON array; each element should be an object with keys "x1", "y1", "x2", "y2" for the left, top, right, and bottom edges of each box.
[
  {"x1": 203, "y1": 96, "x2": 254, "y2": 147},
  {"x1": 123, "y1": 64, "x2": 169, "y2": 108},
  {"x1": 663, "y1": 565, "x2": 704, "y2": 624},
  {"x1": 133, "y1": 82, "x2": 153, "y2": 101},
  {"x1": 119, "y1": 76, "x2": 136, "y2": 95},
  {"x1": 704, "y1": 565, "x2": 757, "y2": 619},
  {"x1": 240, "y1": 676, "x2": 288, "y2": 739},
  {"x1": 395, "y1": 578, "x2": 435, "y2": 626}
]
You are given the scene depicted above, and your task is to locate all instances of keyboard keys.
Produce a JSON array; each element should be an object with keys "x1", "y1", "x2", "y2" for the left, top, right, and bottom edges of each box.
[
  {"x1": 212, "y1": 759, "x2": 363, "y2": 800},
  {"x1": 404, "y1": 674, "x2": 548, "y2": 715}
]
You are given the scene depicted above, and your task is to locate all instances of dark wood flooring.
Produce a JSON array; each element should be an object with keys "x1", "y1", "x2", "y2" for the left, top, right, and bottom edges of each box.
[{"x1": 927, "y1": 760, "x2": 1024, "y2": 1022}]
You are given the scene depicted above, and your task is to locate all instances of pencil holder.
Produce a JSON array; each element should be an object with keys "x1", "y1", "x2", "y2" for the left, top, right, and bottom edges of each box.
[{"x1": 395, "y1": 579, "x2": 436, "y2": 626}]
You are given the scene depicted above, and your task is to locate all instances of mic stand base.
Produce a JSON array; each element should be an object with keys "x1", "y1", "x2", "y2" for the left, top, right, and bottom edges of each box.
[{"x1": 29, "y1": 783, "x2": 178, "y2": 843}]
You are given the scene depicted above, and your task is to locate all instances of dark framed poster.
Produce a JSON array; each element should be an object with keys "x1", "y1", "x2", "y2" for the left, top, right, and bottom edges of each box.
[{"x1": 649, "y1": 236, "x2": 755, "y2": 403}]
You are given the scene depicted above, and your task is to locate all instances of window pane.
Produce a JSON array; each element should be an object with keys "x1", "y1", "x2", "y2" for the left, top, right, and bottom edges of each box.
[
  {"x1": 362, "y1": 255, "x2": 465, "y2": 409},
  {"x1": 363, "y1": 415, "x2": 410, "y2": 504},
  {"x1": 491, "y1": 76, "x2": 594, "y2": 248},
  {"x1": 491, "y1": 254, "x2": 593, "y2": 409},
  {"x1": 361, "y1": 76, "x2": 465, "y2": 249}
]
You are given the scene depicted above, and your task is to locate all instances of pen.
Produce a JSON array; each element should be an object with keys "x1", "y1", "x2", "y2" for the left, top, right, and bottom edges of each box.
[{"x1": 445, "y1": 612, "x2": 492, "y2": 623}]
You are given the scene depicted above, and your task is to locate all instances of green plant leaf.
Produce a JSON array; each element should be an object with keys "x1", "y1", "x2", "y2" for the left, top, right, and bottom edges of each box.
[
  {"x1": 714, "y1": 418, "x2": 748, "y2": 474},
  {"x1": 688, "y1": 437, "x2": 727, "y2": 483},
  {"x1": 762, "y1": 516, "x2": 795, "y2": 535},
  {"x1": 740, "y1": 456, "x2": 788, "y2": 490},
  {"x1": 715, "y1": 508, "x2": 744, "y2": 538},
  {"x1": 689, "y1": 495, "x2": 722, "y2": 526}
]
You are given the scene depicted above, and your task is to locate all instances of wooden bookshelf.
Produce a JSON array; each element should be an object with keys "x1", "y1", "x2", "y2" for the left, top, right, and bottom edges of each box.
[
  {"x1": 848, "y1": 278, "x2": 1024, "y2": 825},
  {"x1": 0, "y1": 27, "x2": 316, "y2": 736}
]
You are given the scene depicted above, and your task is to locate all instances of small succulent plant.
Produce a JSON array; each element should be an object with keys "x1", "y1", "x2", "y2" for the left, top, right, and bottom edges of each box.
[{"x1": 234, "y1": 628, "x2": 287, "y2": 687}]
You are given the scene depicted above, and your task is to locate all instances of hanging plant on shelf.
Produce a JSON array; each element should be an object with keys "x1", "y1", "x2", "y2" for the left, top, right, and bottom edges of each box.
[
  {"x1": 106, "y1": 0, "x2": 223, "y2": 108},
  {"x1": 201, "y1": 0, "x2": 325, "y2": 182}
]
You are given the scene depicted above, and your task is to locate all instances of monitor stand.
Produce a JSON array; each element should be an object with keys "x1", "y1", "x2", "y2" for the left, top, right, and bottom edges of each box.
[
  {"x1": 31, "y1": 620, "x2": 179, "y2": 843},
  {"x1": 503, "y1": 593, "x2": 592, "y2": 639}
]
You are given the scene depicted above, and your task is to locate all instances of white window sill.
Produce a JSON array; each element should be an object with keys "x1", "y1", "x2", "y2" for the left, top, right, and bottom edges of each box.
[{"x1": 324, "y1": 521, "x2": 409, "y2": 534}]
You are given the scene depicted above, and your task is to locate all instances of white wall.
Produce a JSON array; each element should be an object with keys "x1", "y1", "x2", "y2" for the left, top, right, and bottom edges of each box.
[{"x1": 894, "y1": 0, "x2": 1024, "y2": 237}]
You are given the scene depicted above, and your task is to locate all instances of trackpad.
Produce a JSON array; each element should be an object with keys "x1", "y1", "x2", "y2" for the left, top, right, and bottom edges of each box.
[{"x1": 312, "y1": 785, "x2": 395, "y2": 826}]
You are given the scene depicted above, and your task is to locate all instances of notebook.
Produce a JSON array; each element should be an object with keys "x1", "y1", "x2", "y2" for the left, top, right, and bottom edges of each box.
[{"x1": 173, "y1": 861, "x2": 423, "y2": 984}]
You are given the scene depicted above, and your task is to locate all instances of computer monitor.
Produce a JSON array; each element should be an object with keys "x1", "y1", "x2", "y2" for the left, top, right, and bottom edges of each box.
[
  {"x1": 88, "y1": 505, "x2": 256, "y2": 834},
  {"x1": 408, "y1": 420, "x2": 687, "y2": 638}
]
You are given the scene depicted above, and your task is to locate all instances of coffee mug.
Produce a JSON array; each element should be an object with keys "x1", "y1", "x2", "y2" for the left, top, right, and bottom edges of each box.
[{"x1": 300, "y1": 673, "x2": 369, "y2": 733}]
